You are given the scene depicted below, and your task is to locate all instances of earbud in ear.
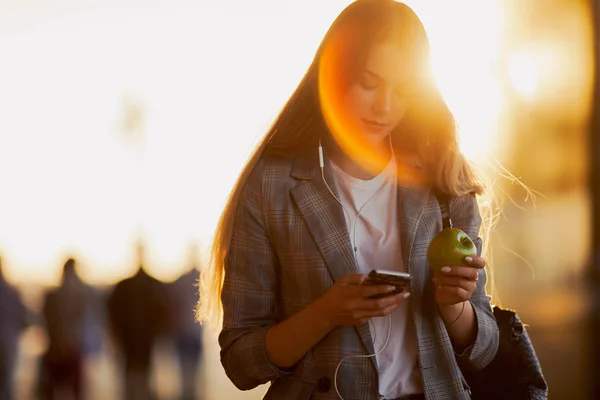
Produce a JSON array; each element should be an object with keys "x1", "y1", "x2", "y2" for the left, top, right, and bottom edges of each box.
[{"x1": 318, "y1": 141, "x2": 324, "y2": 168}]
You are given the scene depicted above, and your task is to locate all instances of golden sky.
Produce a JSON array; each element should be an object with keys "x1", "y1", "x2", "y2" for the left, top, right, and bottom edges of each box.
[{"x1": 0, "y1": 0, "x2": 592, "y2": 285}]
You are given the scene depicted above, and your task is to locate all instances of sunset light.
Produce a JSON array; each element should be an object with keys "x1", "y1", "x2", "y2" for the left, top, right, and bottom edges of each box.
[
  {"x1": 0, "y1": 1, "x2": 595, "y2": 399},
  {"x1": 0, "y1": 0, "x2": 592, "y2": 286}
]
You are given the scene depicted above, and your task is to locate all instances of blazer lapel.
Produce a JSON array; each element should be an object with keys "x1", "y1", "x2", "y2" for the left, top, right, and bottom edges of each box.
[
  {"x1": 397, "y1": 182, "x2": 432, "y2": 331},
  {"x1": 397, "y1": 183, "x2": 432, "y2": 276},
  {"x1": 398, "y1": 182, "x2": 474, "y2": 398},
  {"x1": 290, "y1": 158, "x2": 357, "y2": 282},
  {"x1": 290, "y1": 155, "x2": 378, "y2": 364},
  {"x1": 394, "y1": 154, "x2": 432, "y2": 275}
]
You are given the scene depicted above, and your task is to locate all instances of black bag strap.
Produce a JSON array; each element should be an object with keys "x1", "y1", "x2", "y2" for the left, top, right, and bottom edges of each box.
[{"x1": 434, "y1": 190, "x2": 453, "y2": 229}]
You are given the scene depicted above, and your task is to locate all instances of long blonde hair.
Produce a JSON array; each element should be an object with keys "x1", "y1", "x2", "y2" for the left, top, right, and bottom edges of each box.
[{"x1": 197, "y1": 0, "x2": 491, "y2": 330}]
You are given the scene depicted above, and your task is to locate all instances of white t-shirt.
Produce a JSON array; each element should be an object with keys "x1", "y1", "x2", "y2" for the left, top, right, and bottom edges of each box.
[{"x1": 330, "y1": 157, "x2": 423, "y2": 398}]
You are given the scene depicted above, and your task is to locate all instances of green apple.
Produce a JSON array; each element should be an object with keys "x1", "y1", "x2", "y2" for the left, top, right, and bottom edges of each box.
[{"x1": 427, "y1": 227, "x2": 477, "y2": 272}]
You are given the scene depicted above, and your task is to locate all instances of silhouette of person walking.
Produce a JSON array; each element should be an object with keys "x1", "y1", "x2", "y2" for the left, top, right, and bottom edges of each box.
[
  {"x1": 107, "y1": 245, "x2": 169, "y2": 400},
  {"x1": 0, "y1": 256, "x2": 27, "y2": 400},
  {"x1": 169, "y1": 264, "x2": 204, "y2": 400},
  {"x1": 39, "y1": 258, "x2": 95, "y2": 400}
]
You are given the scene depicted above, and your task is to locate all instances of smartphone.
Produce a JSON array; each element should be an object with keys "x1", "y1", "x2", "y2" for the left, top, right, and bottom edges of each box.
[{"x1": 362, "y1": 269, "x2": 411, "y2": 299}]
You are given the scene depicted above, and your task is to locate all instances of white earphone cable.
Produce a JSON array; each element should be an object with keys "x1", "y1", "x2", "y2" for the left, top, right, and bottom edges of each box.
[
  {"x1": 334, "y1": 314, "x2": 392, "y2": 400},
  {"x1": 318, "y1": 141, "x2": 394, "y2": 400}
]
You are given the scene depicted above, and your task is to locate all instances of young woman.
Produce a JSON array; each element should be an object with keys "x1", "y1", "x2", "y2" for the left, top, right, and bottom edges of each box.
[{"x1": 198, "y1": 1, "x2": 499, "y2": 399}]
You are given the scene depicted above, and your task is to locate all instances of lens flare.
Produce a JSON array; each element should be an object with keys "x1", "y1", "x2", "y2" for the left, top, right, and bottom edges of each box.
[
  {"x1": 318, "y1": 28, "x2": 428, "y2": 187},
  {"x1": 318, "y1": 26, "x2": 390, "y2": 175}
]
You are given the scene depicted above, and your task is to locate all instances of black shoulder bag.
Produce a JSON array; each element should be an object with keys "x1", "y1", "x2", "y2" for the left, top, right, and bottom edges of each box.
[{"x1": 436, "y1": 192, "x2": 549, "y2": 400}]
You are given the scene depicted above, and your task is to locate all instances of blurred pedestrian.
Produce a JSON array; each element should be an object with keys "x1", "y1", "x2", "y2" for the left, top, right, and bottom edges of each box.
[
  {"x1": 39, "y1": 258, "x2": 96, "y2": 400},
  {"x1": 169, "y1": 266, "x2": 203, "y2": 400},
  {"x1": 0, "y1": 256, "x2": 28, "y2": 400},
  {"x1": 108, "y1": 257, "x2": 170, "y2": 400}
]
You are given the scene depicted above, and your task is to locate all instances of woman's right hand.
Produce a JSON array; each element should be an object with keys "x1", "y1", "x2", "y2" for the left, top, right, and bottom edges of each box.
[{"x1": 318, "y1": 273, "x2": 410, "y2": 328}]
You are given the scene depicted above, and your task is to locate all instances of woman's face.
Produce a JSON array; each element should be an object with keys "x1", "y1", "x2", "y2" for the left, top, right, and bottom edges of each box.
[{"x1": 344, "y1": 43, "x2": 414, "y2": 148}]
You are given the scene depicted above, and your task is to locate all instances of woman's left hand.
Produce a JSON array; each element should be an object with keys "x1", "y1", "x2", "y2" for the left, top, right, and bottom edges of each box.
[{"x1": 433, "y1": 256, "x2": 486, "y2": 306}]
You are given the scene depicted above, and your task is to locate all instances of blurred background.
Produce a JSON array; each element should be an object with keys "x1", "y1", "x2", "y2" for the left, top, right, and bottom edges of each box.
[{"x1": 0, "y1": 0, "x2": 598, "y2": 399}]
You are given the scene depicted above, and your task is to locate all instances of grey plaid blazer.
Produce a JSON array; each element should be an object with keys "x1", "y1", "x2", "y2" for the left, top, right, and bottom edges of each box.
[{"x1": 219, "y1": 154, "x2": 499, "y2": 400}]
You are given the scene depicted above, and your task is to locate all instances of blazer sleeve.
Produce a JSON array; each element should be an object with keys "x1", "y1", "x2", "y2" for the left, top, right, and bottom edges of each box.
[
  {"x1": 218, "y1": 159, "x2": 291, "y2": 390},
  {"x1": 451, "y1": 193, "x2": 500, "y2": 371}
]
